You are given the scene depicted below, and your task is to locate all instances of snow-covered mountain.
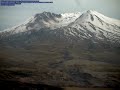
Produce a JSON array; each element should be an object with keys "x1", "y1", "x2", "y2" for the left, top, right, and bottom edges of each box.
[
  {"x1": 0, "y1": 10, "x2": 120, "y2": 47},
  {"x1": 0, "y1": 12, "x2": 81, "y2": 35},
  {"x1": 62, "y1": 10, "x2": 120, "y2": 43}
]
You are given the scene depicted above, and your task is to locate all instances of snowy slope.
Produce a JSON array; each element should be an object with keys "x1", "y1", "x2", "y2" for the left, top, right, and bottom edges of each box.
[
  {"x1": 63, "y1": 10, "x2": 120, "y2": 43},
  {"x1": 0, "y1": 10, "x2": 120, "y2": 44},
  {"x1": 0, "y1": 12, "x2": 81, "y2": 36}
]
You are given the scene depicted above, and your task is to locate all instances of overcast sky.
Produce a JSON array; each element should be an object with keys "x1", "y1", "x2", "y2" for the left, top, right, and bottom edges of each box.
[{"x1": 0, "y1": 0, "x2": 120, "y2": 30}]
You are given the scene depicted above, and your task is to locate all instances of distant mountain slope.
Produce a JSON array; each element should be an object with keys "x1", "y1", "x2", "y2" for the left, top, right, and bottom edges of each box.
[
  {"x1": 0, "y1": 10, "x2": 120, "y2": 48},
  {"x1": 0, "y1": 12, "x2": 81, "y2": 35}
]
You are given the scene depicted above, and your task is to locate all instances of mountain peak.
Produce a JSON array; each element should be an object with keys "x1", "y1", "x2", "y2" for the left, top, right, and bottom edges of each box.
[
  {"x1": 74, "y1": 10, "x2": 120, "y2": 26},
  {"x1": 74, "y1": 10, "x2": 96, "y2": 22},
  {"x1": 86, "y1": 10, "x2": 94, "y2": 13},
  {"x1": 86, "y1": 10, "x2": 100, "y2": 15},
  {"x1": 34, "y1": 12, "x2": 61, "y2": 19},
  {"x1": 1, "y1": 10, "x2": 120, "y2": 38}
]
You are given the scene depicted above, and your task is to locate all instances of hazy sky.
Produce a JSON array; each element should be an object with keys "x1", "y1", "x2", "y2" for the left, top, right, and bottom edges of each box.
[{"x1": 0, "y1": 0, "x2": 120, "y2": 30}]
